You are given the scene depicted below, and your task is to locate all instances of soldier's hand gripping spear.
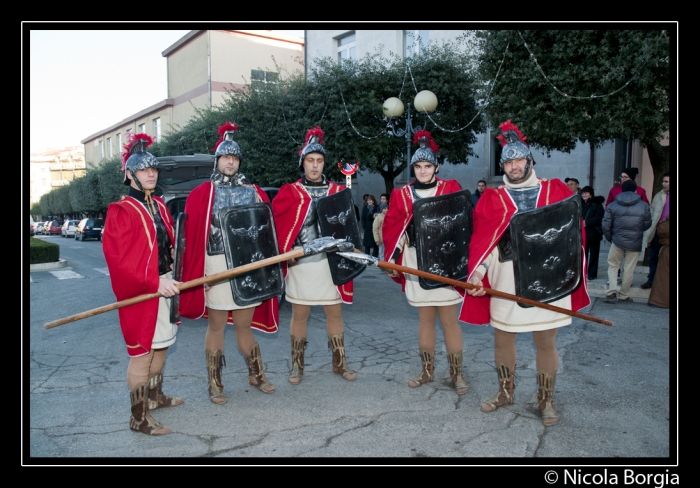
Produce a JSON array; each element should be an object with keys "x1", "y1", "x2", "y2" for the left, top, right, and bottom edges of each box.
[
  {"x1": 43, "y1": 237, "x2": 355, "y2": 330},
  {"x1": 337, "y1": 251, "x2": 613, "y2": 327}
]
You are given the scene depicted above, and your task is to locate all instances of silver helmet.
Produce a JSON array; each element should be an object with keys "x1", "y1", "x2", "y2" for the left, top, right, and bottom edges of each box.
[
  {"x1": 497, "y1": 119, "x2": 533, "y2": 169},
  {"x1": 121, "y1": 133, "x2": 159, "y2": 188},
  {"x1": 213, "y1": 122, "x2": 242, "y2": 169},
  {"x1": 410, "y1": 130, "x2": 439, "y2": 168},
  {"x1": 298, "y1": 126, "x2": 327, "y2": 169}
]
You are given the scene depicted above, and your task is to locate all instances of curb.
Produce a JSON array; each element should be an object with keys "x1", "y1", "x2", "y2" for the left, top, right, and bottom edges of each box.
[{"x1": 29, "y1": 258, "x2": 68, "y2": 272}]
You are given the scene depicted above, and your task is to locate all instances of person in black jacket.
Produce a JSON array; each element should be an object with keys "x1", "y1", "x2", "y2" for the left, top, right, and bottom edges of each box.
[
  {"x1": 602, "y1": 180, "x2": 651, "y2": 303},
  {"x1": 580, "y1": 186, "x2": 605, "y2": 280},
  {"x1": 361, "y1": 194, "x2": 379, "y2": 257}
]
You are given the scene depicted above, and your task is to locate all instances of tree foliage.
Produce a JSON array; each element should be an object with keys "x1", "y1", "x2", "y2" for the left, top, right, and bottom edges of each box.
[
  {"x1": 307, "y1": 40, "x2": 484, "y2": 194},
  {"x1": 475, "y1": 29, "x2": 671, "y2": 193}
]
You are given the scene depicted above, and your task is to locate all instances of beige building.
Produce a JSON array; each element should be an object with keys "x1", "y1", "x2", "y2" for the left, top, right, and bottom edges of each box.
[
  {"x1": 29, "y1": 146, "x2": 86, "y2": 206},
  {"x1": 81, "y1": 30, "x2": 304, "y2": 168}
]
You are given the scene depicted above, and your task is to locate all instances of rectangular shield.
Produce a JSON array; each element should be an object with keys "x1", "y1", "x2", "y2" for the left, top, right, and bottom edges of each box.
[
  {"x1": 316, "y1": 189, "x2": 366, "y2": 285},
  {"x1": 170, "y1": 212, "x2": 186, "y2": 324},
  {"x1": 413, "y1": 189, "x2": 473, "y2": 290},
  {"x1": 219, "y1": 202, "x2": 284, "y2": 307},
  {"x1": 509, "y1": 194, "x2": 582, "y2": 306}
]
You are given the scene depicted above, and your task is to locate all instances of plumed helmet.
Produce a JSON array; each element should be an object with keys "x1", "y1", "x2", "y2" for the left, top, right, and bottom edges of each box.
[
  {"x1": 121, "y1": 133, "x2": 158, "y2": 186},
  {"x1": 496, "y1": 120, "x2": 533, "y2": 168},
  {"x1": 298, "y1": 126, "x2": 327, "y2": 169},
  {"x1": 410, "y1": 130, "x2": 439, "y2": 167},
  {"x1": 212, "y1": 122, "x2": 242, "y2": 167}
]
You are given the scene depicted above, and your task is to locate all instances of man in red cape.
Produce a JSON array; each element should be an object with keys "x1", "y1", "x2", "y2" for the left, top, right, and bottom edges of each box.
[
  {"x1": 382, "y1": 130, "x2": 469, "y2": 396},
  {"x1": 272, "y1": 126, "x2": 356, "y2": 386},
  {"x1": 461, "y1": 120, "x2": 590, "y2": 427},
  {"x1": 103, "y1": 132, "x2": 183, "y2": 436},
  {"x1": 179, "y1": 122, "x2": 278, "y2": 405}
]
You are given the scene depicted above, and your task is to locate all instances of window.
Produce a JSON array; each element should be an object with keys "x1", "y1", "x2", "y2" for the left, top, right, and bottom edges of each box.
[
  {"x1": 99, "y1": 140, "x2": 104, "y2": 160},
  {"x1": 106, "y1": 137, "x2": 112, "y2": 158},
  {"x1": 153, "y1": 118, "x2": 161, "y2": 143},
  {"x1": 116, "y1": 133, "x2": 121, "y2": 152},
  {"x1": 251, "y1": 70, "x2": 279, "y2": 85},
  {"x1": 404, "y1": 30, "x2": 429, "y2": 58},
  {"x1": 337, "y1": 32, "x2": 356, "y2": 64},
  {"x1": 490, "y1": 131, "x2": 505, "y2": 178},
  {"x1": 138, "y1": 124, "x2": 145, "y2": 133}
]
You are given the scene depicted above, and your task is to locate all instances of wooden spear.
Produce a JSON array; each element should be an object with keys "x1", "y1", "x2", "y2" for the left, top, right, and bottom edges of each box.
[
  {"x1": 337, "y1": 251, "x2": 613, "y2": 326},
  {"x1": 44, "y1": 238, "x2": 353, "y2": 330}
]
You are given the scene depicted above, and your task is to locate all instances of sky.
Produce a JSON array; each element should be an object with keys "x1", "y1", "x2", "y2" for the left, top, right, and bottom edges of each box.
[{"x1": 26, "y1": 28, "x2": 305, "y2": 154}]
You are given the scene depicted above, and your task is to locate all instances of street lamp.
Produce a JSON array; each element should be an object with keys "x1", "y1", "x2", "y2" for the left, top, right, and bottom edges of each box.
[{"x1": 383, "y1": 90, "x2": 438, "y2": 179}]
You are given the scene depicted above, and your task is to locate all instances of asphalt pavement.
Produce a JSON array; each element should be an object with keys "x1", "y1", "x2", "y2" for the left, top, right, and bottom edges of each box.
[{"x1": 26, "y1": 240, "x2": 676, "y2": 467}]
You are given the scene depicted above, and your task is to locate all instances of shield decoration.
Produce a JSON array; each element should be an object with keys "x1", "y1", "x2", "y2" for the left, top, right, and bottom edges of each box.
[
  {"x1": 219, "y1": 202, "x2": 284, "y2": 307},
  {"x1": 413, "y1": 189, "x2": 473, "y2": 289},
  {"x1": 509, "y1": 194, "x2": 582, "y2": 306},
  {"x1": 316, "y1": 188, "x2": 366, "y2": 285},
  {"x1": 169, "y1": 212, "x2": 186, "y2": 324}
]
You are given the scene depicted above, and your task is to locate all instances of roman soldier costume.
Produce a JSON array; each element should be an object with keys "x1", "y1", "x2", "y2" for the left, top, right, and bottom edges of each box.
[
  {"x1": 103, "y1": 132, "x2": 183, "y2": 436},
  {"x1": 179, "y1": 122, "x2": 278, "y2": 404}
]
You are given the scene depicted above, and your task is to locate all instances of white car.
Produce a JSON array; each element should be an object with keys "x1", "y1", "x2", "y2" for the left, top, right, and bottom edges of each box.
[{"x1": 61, "y1": 220, "x2": 79, "y2": 237}]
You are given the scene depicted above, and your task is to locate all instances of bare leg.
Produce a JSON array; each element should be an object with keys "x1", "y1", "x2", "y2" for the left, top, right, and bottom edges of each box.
[
  {"x1": 205, "y1": 308, "x2": 229, "y2": 352},
  {"x1": 230, "y1": 308, "x2": 256, "y2": 355},
  {"x1": 532, "y1": 329, "x2": 558, "y2": 373},
  {"x1": 127, "y1": 350, "x2": 154, "y2": 390},
  {"x1": 324, "y1": 303, "x2": 344, "y2": 336},
  {"x1": 493, "y1": 327, "x2": 517, "y2": 372},
  {"x1": 437, "y1": 304, "x2": 462, "y2": 354},
  {"x1": 416, "y1": 306, "x2": 438, "y2": 353},
  {"x1": 290, "y1": 303, "x2": 310, "y2": 338}
]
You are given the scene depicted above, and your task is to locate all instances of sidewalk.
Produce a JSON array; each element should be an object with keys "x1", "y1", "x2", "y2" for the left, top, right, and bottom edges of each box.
[{"x1": 586, "y1": 239, "x2": 652, "y2": 300}]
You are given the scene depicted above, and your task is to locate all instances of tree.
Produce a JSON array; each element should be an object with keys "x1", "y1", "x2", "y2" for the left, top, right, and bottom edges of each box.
[
  {"x1": 475, "y1": 29, "x2": 671, "y2": 194},
  {"x1": 308, "y1": 40, "x2": 484, "y2": 194}
]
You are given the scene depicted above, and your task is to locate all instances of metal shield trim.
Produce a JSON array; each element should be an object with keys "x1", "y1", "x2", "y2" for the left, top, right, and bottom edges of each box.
[
  {"x1": 219, "y1": 202, "x2": 284, "y2": 306},
  {"x1": 316, "y1": 189, "x2": 366, "y2": 285},
  {"x1": 509, "y1": 194, "x2": 582, "y2": 306},
  {"x1": 412, "y1": 189, "x2": 473, "y2": 289}
]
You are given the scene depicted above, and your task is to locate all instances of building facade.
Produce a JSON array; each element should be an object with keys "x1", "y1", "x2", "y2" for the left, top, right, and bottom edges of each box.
[
  {"x1": 81, "y1": 30, "x2": 304, "y2": 168},
  {"x1": 29, "y1": 146, "x2": 86, "y2": 206}
]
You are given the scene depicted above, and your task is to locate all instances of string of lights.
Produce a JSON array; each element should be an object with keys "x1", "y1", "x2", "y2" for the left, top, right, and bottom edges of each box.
[{"x1": 517, "y1": 30, "x2": 665, "y2": 100}]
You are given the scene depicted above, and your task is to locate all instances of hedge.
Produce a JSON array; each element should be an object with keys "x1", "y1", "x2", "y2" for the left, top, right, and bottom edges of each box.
[{"x1": 29, "y1": 237, "x2": 60, "y2": 264}]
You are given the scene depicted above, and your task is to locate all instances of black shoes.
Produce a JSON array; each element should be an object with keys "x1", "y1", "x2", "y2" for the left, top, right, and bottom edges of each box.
[{"x1": 640, "y1": 282, "x2": 652, "y2": 289}]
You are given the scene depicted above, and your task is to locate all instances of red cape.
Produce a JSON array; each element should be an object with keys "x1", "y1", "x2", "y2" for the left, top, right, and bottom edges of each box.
[
  {"x1": 272, "y1": 179, "x2": 354, "y2": 303},
  {"x1": 382, "y1": 178, "x2": 464, "y2": 292},
  {"x1": 179, "y1": 181, "x2": 279, "y2": 333},
  {"x1": 459, "y1": 178, "x2": 591, "y2": 325},
  {"x1": 103, "y1": 195, "x2": 176, "y2": 357}
]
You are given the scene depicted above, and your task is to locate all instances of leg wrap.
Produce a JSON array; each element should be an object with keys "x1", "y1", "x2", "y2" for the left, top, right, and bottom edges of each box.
[
  {"x1": 206, "y1": 349, "x2": 226, "y2": 404},
  {"x1": 447, "y1": 351, "x2": 469, "y2": 395},
  {"x1": 328, "y1": 334, "x2": 356, "y2": 381},
  {"x1": 537, "y1": 371, "x2": 559, "y2": 426},
  {"x1": 245, "y1": 342, "x2": 275, "y2": 393},
  {"x1": 481, "y1": 364, "x2": 515, "y2": 412},
  {"x1": 148, "y1": 372, "x2": 184, "y2": 410},
  {"x1": 129, "y1": 382, "x2": 170, "y2": 435},
  {"x1": 289, "y1": 335, "x2": 307, "y2": 385},
  {"x1": 408, "y1": 350, "x2": 434, "y2": 388}
]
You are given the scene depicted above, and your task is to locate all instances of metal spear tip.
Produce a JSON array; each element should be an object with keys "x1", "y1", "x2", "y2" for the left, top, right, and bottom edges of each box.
[
  {"x1": 337, "y1": 251, "x2": 379, "y2": 267},
  {"x1": 302, "y1": 237, "x2": 355, "y2": 256}
]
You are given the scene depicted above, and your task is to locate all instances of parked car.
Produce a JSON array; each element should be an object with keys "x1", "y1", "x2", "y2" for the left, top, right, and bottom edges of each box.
[
  {"x1": 155, "y1": 154, "x2": 215, "y2": 218},
  {"x1": 61, "y1": 219, "x2": 80, "y2": 238},
  {"x1": 30, "y1": 221, "x2": 34, "y2": 236},
  {"x1": 35, "y1": 221, "x2": 47, "y2": 235},
  {"x1": 75, "y1": 218, "x2": 104, "y2": 241},
  {"x1": 45, "y1": 220, "x2": 64, "y2": 236}
]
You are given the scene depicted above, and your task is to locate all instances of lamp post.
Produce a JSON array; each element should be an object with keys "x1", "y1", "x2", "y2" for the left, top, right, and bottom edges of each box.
[{"x1": 383, "y1": 90, "x2": 438, "y2": 178}]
